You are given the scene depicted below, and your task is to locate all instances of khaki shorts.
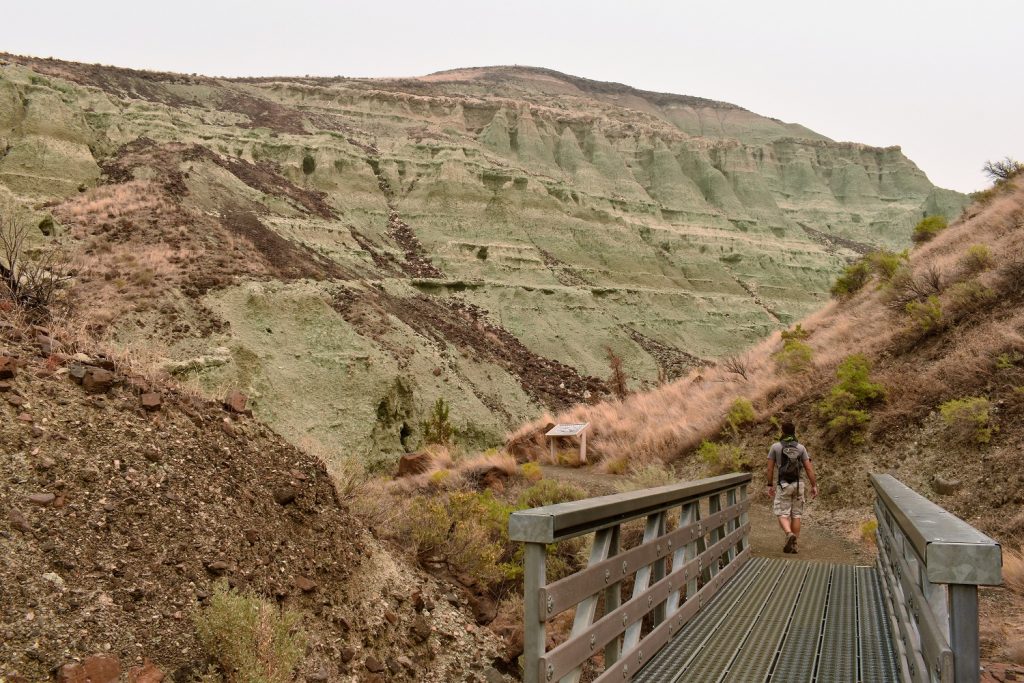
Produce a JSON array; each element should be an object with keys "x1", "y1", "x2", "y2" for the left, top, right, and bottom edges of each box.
[{"x1": 773, "y1": 481, "x2": 805, "y2": 518}]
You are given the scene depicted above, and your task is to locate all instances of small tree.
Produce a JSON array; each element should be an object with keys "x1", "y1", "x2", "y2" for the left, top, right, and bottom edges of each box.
[
  {"x1": 982, "y1": 157, "x2": 1023, "y2": 182},
  {"x1": 722, "y1": 354, "x2": 750, "y2": 381},
  {"x1": 606, "y1": 346, "x2": 629, "y2": 399},
  {"x1": 0, "y1": 203, "x2": 71, "y2": 318},
  {"x1": 422, "y1": 397, "x2": 454, "y2": 445}
]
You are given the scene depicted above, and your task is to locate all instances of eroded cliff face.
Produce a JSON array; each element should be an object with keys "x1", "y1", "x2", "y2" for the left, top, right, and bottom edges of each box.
[{"x1": 0, "y1": 56, "x2": 965, "y2": 464}]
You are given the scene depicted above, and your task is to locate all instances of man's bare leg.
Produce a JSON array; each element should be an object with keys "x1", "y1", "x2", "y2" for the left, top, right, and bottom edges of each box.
[
  {"x1": 777, "y1": 515, "x2": 793, "y2": 534},
  {"x1": 792, "y1": 516, "x2": 801, "y2": 538}
]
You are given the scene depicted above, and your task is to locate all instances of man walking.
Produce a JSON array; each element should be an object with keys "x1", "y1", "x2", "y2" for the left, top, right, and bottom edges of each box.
[{"x1": 766, "y1": 422, "x2": 818, "y2": 554}]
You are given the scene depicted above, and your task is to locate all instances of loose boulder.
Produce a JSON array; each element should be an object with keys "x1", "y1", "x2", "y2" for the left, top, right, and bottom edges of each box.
[
  {"x1": 223, "y1": 389, "x2": 249, "y2": 414},
  {"x1": 140, "y1": 392, "x2": 162, "y2": 411},
  {"x1": 83, "y1": 367, "x2": 115, "y2": 394},
  {"x1": 0, "y1": 356, "x2": 16, "y2": 380},
  {"x1": 56, "y1": 655, "x2": 121, "y2": 683},
  {"x1": 931, "y1": 476, "x2": 962, "y2": 496},
  {"x1": 397, "y1": 451, "x2": 433, "y2": 477}
]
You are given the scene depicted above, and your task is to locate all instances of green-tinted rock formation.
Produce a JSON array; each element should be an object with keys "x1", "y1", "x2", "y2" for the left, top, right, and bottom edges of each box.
[{"x1": 0, "y1": 56, "x2": 966, "y2": 464}]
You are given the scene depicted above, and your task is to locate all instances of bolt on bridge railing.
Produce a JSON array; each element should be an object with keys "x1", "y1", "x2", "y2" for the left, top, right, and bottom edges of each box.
[
  {"x1": 509, "y1": 472, "x2": 752, "y2": 683},
  {"x1": 871, "y1": 474, "x2": 1002, "y2": 683}
]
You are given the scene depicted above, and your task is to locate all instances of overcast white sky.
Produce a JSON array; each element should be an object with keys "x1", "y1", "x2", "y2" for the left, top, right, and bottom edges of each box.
[{"x1": 4, "y1": 0, "x2": 1022, "y2": 192}]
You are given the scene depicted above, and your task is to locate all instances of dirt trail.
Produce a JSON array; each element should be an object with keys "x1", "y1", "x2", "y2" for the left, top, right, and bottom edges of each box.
[{"x1": 540, "y1": 466, "x2": 869, "y2": 565}]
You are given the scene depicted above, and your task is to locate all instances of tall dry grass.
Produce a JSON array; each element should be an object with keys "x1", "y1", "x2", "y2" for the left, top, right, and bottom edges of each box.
[{"x1": 507, "y1": 179, "x2": 1024, "y2": 467}]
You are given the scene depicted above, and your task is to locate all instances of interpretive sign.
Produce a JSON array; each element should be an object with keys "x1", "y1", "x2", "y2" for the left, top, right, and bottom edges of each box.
[
  {"x1": 545, "y1": 423, "x2": 589, "y2": 437},
  {"x1": 545, "y1": 422, "x2": 590, "y2": 464}
]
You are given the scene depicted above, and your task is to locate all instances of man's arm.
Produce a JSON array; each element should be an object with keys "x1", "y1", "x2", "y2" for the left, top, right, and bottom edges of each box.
[
  {"x1": 804, "y1": 459, "x2": 819, "y2": 498},
  {"x1": 766, "y1": 454, "x2": 776, "y2": 499}
]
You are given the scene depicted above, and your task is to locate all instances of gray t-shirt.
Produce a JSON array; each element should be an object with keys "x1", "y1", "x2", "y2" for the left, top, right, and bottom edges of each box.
[{"x1": 767, "y1": 440, "x2": 810, "y2": 483}]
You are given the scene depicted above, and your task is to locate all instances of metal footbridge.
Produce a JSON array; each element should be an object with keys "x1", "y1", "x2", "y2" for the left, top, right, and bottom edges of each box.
[{"x1": 510, "y1": 473, "x2": 1003, "y2": 683}]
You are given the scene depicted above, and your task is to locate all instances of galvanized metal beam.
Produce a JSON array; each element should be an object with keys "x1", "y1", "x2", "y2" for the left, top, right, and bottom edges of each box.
[
  {"x1": 509, "y1": 472, "x2": 752, "y2": 543},
  {"x1": 870, "y1": 474, "x2": 1002, "y2": 586}
]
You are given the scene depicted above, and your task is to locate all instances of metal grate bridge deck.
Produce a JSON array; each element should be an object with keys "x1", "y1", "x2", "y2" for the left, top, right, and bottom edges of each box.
[{"x1": 635, "y1": 557, "x2": 899, "y2": 683}]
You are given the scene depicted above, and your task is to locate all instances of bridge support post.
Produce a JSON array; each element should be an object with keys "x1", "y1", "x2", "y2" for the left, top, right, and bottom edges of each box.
[
  {"x1": 949, "y1": 584, "x2": 980, "y2": 683},
  {"x1": 523, "y1": 542, "x2": 546, "y2": 683}
]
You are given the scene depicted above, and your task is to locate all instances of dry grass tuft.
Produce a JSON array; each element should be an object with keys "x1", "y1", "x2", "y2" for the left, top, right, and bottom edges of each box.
[{"x1": 1004, "y1": 547, "x2": 1024, "y2": 595}]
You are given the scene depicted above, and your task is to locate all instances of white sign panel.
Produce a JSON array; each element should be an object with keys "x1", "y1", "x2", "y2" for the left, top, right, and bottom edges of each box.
[{"x1": 546, "y1": 422, "x2": 590, "y2": 437}]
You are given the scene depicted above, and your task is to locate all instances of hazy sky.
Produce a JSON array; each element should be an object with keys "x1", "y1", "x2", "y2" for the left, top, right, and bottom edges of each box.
[{"x1": 4, "y1": 0, "x2": 1022, "y2": 192}]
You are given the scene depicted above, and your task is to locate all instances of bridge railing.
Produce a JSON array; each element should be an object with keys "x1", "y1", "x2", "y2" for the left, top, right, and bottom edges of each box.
[
  {"x1": 872, "y1": 474, "x2": 1002, "y2": 683},
  {"x1": 509, "y1": 472, "x2": 751, "y2": 683}
]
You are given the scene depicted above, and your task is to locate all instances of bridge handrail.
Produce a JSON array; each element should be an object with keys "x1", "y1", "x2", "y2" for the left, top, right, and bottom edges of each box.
[
  {"x1": 871, "y1": 474, "x2": 1002, "y2": 683},
  {"x1": 510, "y1": 472, "x2": 752, "y2": 683}
]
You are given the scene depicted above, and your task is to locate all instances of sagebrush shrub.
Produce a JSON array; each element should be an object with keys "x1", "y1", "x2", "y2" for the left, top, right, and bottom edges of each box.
[
  {"x1": 697, "y1": 441, "x2": 751, "y2": 475},
  {"x1": 960, "y1": 244, "x2": 993, "y2": 274},
  {"x1": 912, "y1": 215, "x2": 947, "y2": 243},
  {"x1": 940, "y1": 397, "x2": 995, "y2": 444},
  {"x1": 831, "y1": 260, "x2": 870, "y2": 298},
  {"x1": 516, "y1": 479, "x2": 585, "y2": 508},
  {"x1": 817, "y1": 354, "x2": 886, "y2": 442},
  {"x1": 520, "y1": 461, "x2": 543, "y2": 482},
  {"x1": 725, "y1": 397, "x2": 756, "y2": 434},
  {"x1": 868, "y1": 250, "x2": 907, "y2": 281},
  {"x1": 774, "y1": 339, "x2": 813, "y2": 374},
  {"x1": 193, "y1": 581, "x2": 305, "y2": 683},
  {"x1": 905, "y1": 295, "x2": 944, "y2": 332},
  {"x1": 614, "y1": 461, "x2": 679, "y2": 491}
]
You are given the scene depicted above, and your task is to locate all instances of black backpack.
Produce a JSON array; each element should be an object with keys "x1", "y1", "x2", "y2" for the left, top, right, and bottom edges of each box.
[{"x1": 778, "y1": 439, "x2": 802, "y2": 484}]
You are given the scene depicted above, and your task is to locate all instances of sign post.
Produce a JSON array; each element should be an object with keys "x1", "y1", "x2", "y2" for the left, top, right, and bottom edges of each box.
[{"x1": 545, "y1": 422, "x2": 590, "y2": 465}]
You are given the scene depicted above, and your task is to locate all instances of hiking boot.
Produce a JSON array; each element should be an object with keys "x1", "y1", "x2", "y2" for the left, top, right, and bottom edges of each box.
[
  {"x1": 792, "y1": 539, "x2": 799, "y2": 554},
  {"x1": 783, "y1": 533, "x2": 797, "y2": 554}
]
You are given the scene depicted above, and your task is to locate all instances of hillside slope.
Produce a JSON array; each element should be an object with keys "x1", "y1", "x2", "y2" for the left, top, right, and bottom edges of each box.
[
  {"x1": 0, "y1": 325, "x2": 504, "y2": 681},
  {"x1": 0, "y1": 54, "x2": 966, "y2": 464},
  {"x1": 507, "y1": 177, "x2": 1024, "y2": 664}
]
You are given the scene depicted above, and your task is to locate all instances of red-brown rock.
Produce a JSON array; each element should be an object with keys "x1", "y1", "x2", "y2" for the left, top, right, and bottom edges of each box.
[
  {"x1": 83, "y1": 367, "x2": 115, "y2": 394},
  {"x1": 140, "y1": 392, "x2": 162, "y2": 411},
  {"x1": 397, "y1": 451, "x2": 432, "y2": 477},
  {"x1": 294, "y1": 575, "x2": 318, "y2": 592},
  {"x1": 223, "y1": 390, "x2": 248, "y2": 414},
  {"x1": 56, "y1": 655, "x2": 121, "y2": 683},
  {"x1": 8, "y1": 508, "x2": 31, "y2": 533},
  {"x1": 0, "y1": 356, "x2": 16, "y2": 380},
  {"x1": 128, "y1": 658, "x2": 164, "y2": 683},
  {"x1": 28, "y1": 492, "x2": 55, "y2": 506}
]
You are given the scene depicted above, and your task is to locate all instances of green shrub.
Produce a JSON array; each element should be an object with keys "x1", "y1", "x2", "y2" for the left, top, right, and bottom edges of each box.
[
  {"x1": 614, "y1": 461, "x2": 679, "y2": 491},
  {"x1": 912, "y1": 215, "x2": 947, "y2": 243},
  {"x1": 940, "y1": 397, "x2": 995, "y2": 444},
  {"x1": 961, "y1": 244, "x2": 993, "y2": 274},
  {"x1": 905, "y1": 295, "x2": 944, "y2": 332},
  {"x1": 868, "y1": 250, "x2": 908, "y2": 281},
  {"x1": 996, "y1": 350, "x2": 1024, "y2": 371},
  {"x1": 301, "y1": 153, "x2": 316, "y2": 175},
  {"x1": 407, "y1": 491, "x2": 518, "y2": 584},
  {"x1": 697, "y1": 441, "x2": 751, "y2": 475},
  {"x1": 38, "y1": 216, "x2": 56, "y2": 236},
  {"x1": 831, "y1": 260, "x2": 871, "y2": 298},
  {"x1": 422, "y1": 397, "x2": 454, "y2": 446},
  {"x1": 520, "y1": 461, "x2": 542, "y2": 482},
  {"x1": 774, "y1": 338, "x2": 813, "y2": 374},
  {"x1": 949, "y1": 280, "x2": 996, "y2": 312},
  {"x1": 193, "y1": 581, "x2": 305, "y2": 683},
  {"x1": 817, "y1": 354, "x2": 886, "y2": 441},
  {"x1": 860, "y1": 519, "x2": 878, "y2": 545},
  {"x1": 725, "y1": 397, "x2": 756, "y2": 435},
  {"x1": 516, "y1": 479, "x2": 585, "y2": 508}
]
